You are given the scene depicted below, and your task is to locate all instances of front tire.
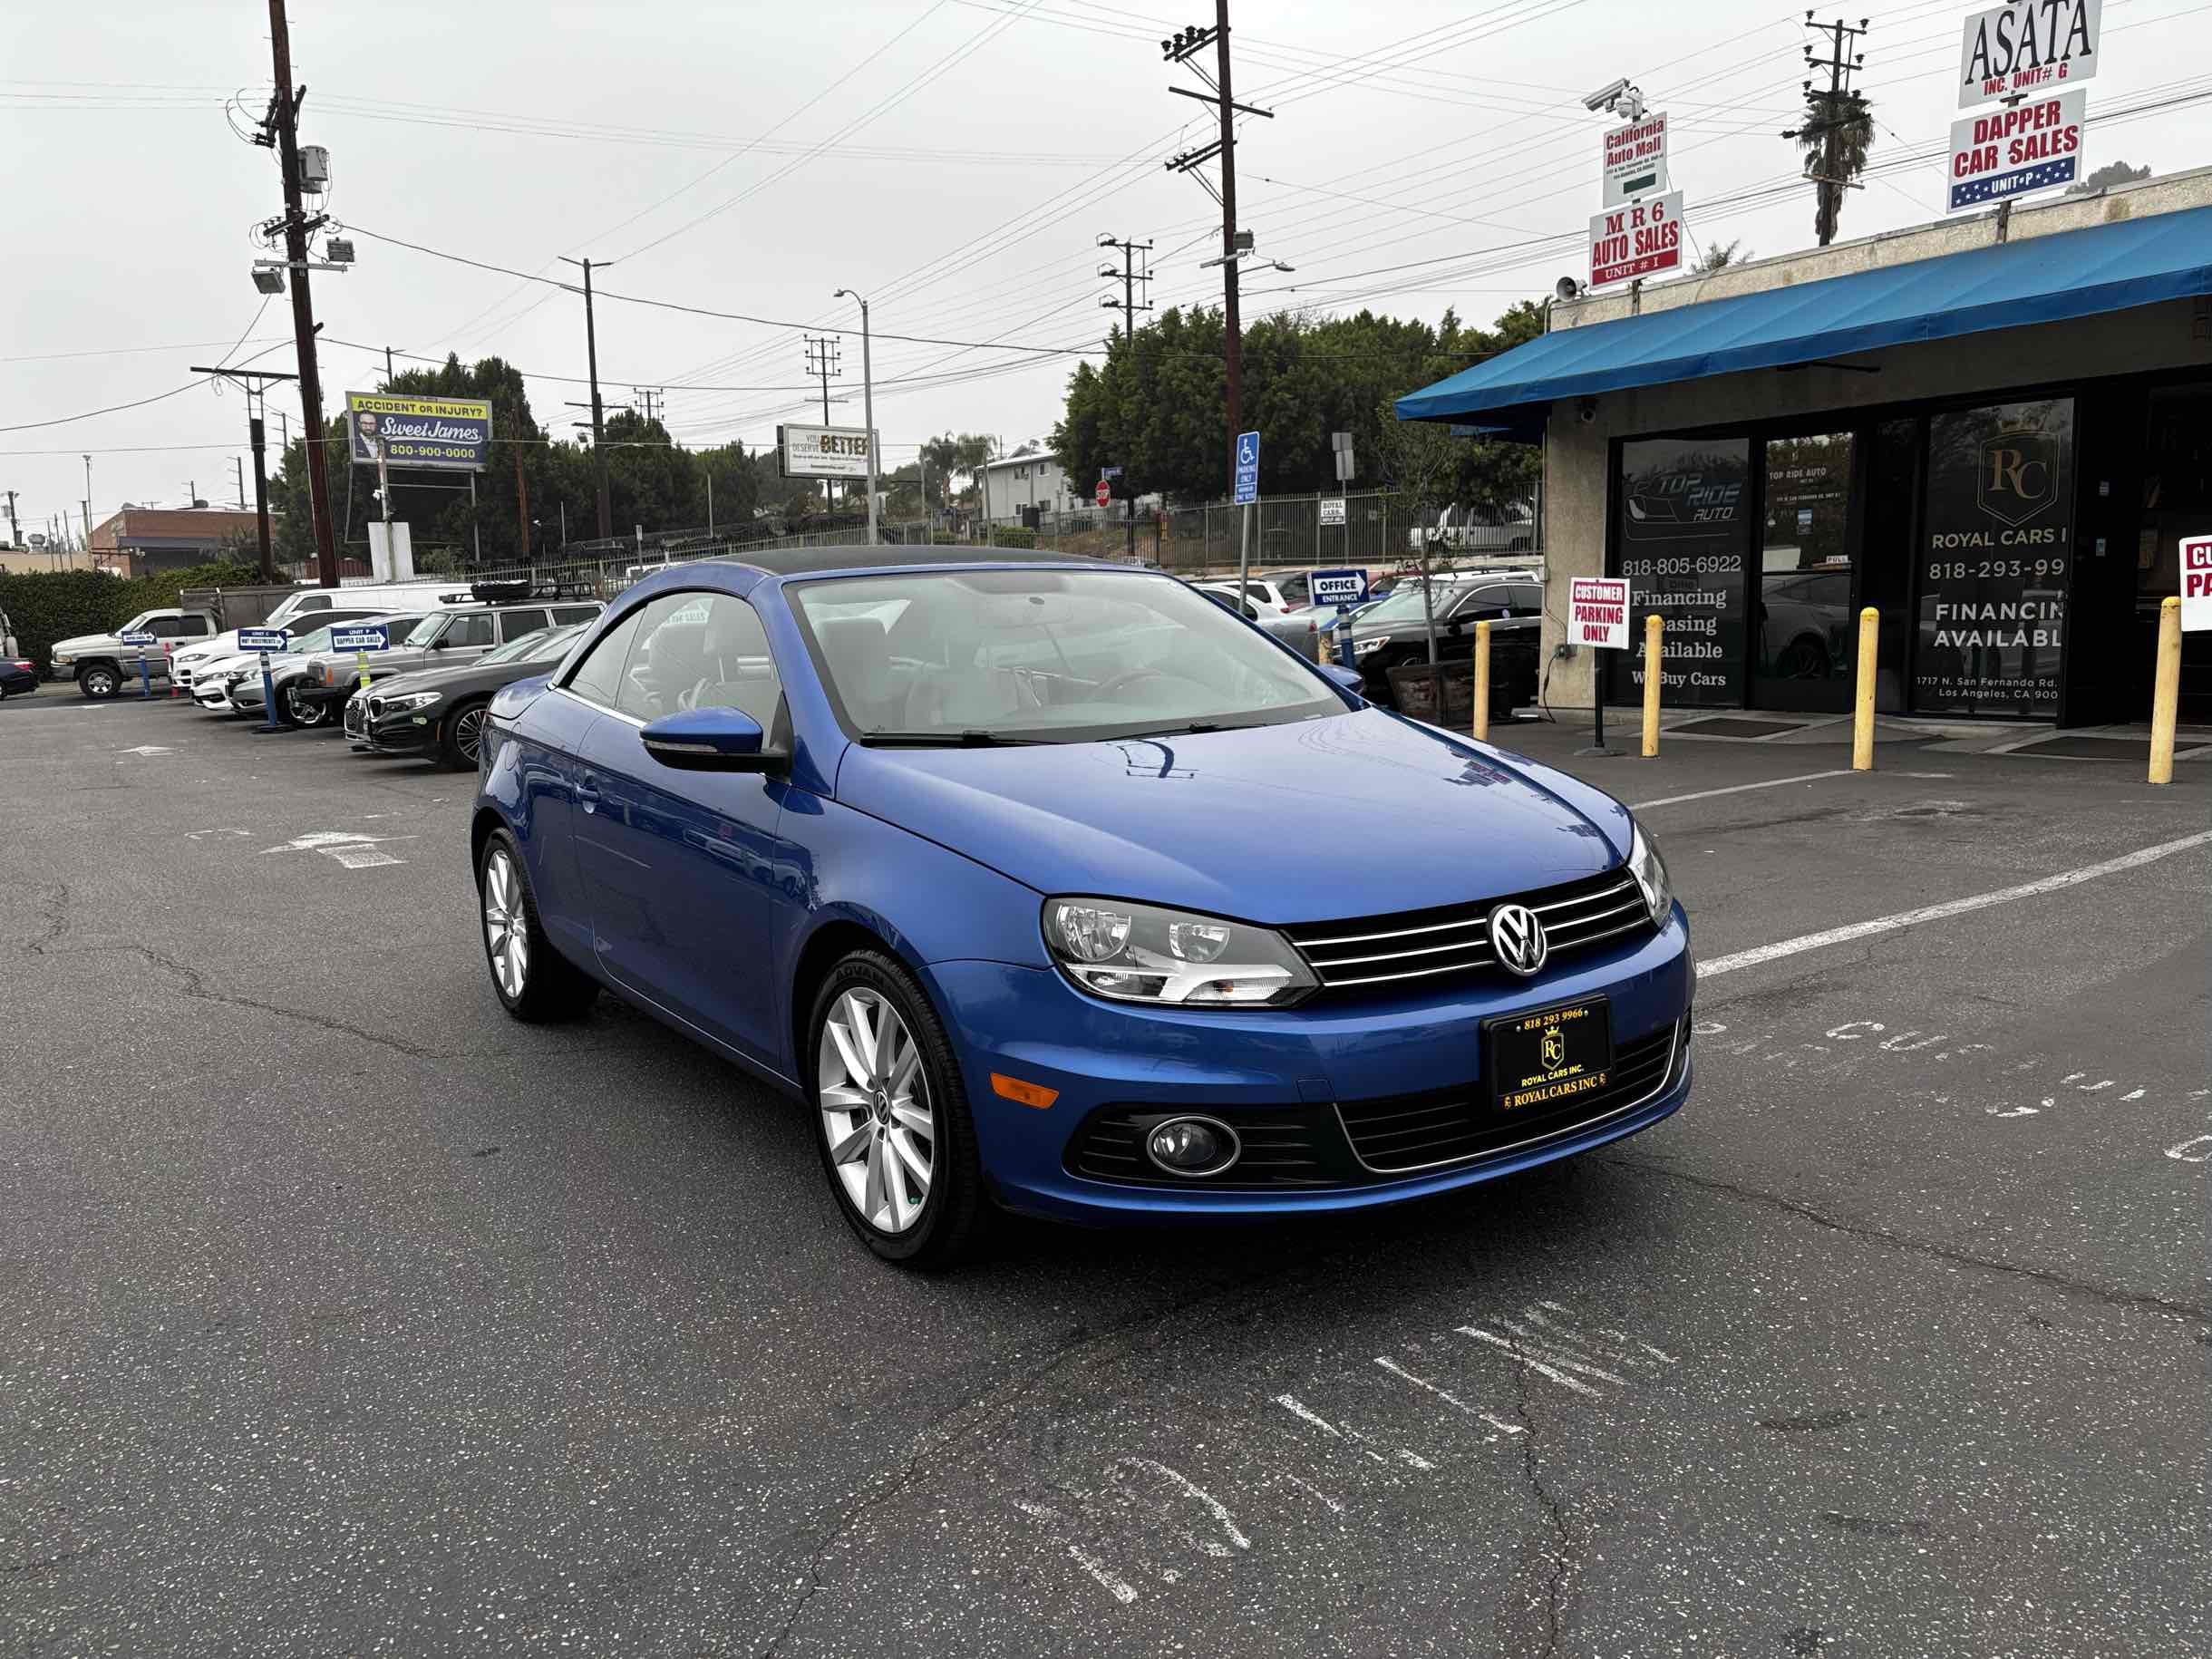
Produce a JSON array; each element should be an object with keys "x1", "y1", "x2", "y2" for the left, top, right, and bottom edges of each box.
[
  {"x1": 478, "y1": 830, "x2": 599, "y2": 1022},
  {"x1": 78, "y1": 664, "x2": 119, "y2": 700},
  {"x1": 808, "y1": 951, "x2": 985, "y2": 1268},
  {"x1": 440, "y1": 697, "x2": 490, "y2": 771},
  {"x1": 285, "y1": 683, "x2": 335, "y2": 728}
]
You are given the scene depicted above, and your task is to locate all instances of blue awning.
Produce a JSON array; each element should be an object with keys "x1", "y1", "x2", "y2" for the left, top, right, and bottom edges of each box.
[{"x1": 1395, "y1": 206, "x2": 2212, "y2": 440}]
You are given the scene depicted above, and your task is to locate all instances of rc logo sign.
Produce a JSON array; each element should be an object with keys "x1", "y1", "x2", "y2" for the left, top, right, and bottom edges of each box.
[
  {"x1": 1540, "y1": 1025, "x2": 1567, "y2": 1069},
  {"x1": 1977, "y1": 421, "x2": 2059, "y2": 527}
]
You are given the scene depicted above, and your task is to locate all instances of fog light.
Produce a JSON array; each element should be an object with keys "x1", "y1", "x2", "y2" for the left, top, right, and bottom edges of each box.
[{"x1": 1143, "y1": 1116, "x2": 1239, "y2": 1178}]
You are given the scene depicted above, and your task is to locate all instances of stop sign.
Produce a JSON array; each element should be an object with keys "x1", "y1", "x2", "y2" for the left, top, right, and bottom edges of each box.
[{"x1": 1094, "y1": 479, "x2": 1111, "y2": 507}]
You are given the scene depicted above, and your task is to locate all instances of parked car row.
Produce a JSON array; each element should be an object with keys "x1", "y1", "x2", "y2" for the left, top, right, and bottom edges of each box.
[{"x1": 171, "y1": 586, "x2": 604, "y2": 769}]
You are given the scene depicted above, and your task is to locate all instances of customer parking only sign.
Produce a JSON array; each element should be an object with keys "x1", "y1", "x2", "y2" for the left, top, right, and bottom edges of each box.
[
  {"x1": 2182, "y1": 535, "x2": 2212, "y2": 634},
  {"x1": 1570, "y1": 577, "x2": 1631, "y2": 650}
]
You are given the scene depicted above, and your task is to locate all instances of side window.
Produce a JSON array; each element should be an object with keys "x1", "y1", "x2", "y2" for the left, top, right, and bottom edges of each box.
[
  {"x1": 179, "y1": 616, "x2": 211, "y2": 636},
  {"x1": 146, "y1": 616, "x2": 182, "y2": 638},
  {"x1": 496, "y1": 607, "x2": 550, "y2": 642},
  {"x1": 563, "y1": 608, "x2": 645, "y2": 708},
  {"x1": 1458, "y1": 586, "x2": 1510, "y2": 619},
  {"x1": 1278, "y1": 574, "x2": 1310, "y2": 605},
  {"x1": 619, "y1": 593, "x2": 781, "y2": 729},
  {"x1": 294, "y1": 595, "x2": 331, "y2": 614},
  {"x1": 445, "y1": 614, "x2": 495, "y2": 648},
  {"x1": 550, "y1": 606, "x2": 601, "y2": 626},
  {"x1": 1244, "y1": 583, "x2": 1272, "y2": 603},
  {"x1": 1509, "y1": 583, "x2": 1546, "y2": 616}
]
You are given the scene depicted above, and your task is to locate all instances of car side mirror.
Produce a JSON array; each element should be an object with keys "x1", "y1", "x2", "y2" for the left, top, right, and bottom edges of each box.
[
  {"x1": 1315, "y1": 662, "x2": 1365, "y2": 697},
  {"x1": 641, "y1": 706, "x2": 783, "y2": 772}
]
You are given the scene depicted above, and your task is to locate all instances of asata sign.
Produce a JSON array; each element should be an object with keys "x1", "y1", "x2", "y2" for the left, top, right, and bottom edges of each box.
[
  {"x1": 1956, "y1": 0, "x2": 2100, "y2": 108},
  {"x1": 1588, "y1": 191, "x2": 1682, "y2": 288},
  {"x1": 2182, "y1": 535, "x2": 2212, "y2": 634},
  {"x1": 1947, "y1": 87, "x2": 2086, "y2": 210},
  {"x1": 777, "y1": 422, "x2": 878, "y2": 481},
  {"x1": 1600, "y1": 112, "x2": 1669, "y2": 209},
  {"x1": 344, "y1": 393, "x2": 493, "y2": 473},
  {"x1": 1568, "y1": 576, "x2": 1631, "y2": 651}
]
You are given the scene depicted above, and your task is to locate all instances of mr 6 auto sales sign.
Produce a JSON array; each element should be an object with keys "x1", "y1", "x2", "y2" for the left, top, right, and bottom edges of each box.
[{"x1": 1588, "y1": 191, "x2": 1682, "y2": 288}]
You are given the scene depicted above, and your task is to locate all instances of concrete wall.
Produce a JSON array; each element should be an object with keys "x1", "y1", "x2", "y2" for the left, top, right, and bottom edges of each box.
[{"x1": 1537, "y1": 296, "x2": 2212, "y2": 710}]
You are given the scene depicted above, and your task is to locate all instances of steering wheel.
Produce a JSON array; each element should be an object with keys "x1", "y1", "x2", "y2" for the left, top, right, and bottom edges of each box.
[{"x1": 1090, "y1": 666, "x2": 1169, "y2": 702}]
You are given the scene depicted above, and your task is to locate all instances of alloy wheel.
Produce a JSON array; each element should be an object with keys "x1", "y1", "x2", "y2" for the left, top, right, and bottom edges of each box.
[
  {"x1": 452, "y1": 704, "x2": 489, "y2": 764},
  {"x1": 818, "y1": 987, "x2": 935, "y2": 1235},
  {"x1": 482, "y1": 848, "x2": 529, "y2": 1001},
  {"x1": 286, "y1": 685, "x2": 326, "y2": 725}
]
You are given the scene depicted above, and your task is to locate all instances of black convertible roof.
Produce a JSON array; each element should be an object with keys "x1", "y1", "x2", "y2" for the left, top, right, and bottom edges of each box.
[{"x1": 716, "y1": 542, "x2": 1117, "y2": 577}]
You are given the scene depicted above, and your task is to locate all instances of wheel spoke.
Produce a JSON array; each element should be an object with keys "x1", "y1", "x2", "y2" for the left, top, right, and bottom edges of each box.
[
  {"x1": 889, "y1": 1101, "x2": 933, "y2": 1137},
  {"x1": 887, "y1": 1126, "x2": 931, "y2": 1188},
  {"x1": 872, "y1": 1004, "x2": 898, "y2": 1080},
  {"x1": 826, "y1": 1123, "x2": 871, "y2": 1164},
  {"x1": 819, "y1": 1083, "x2": 870, "y2": 1113},
  {"x1": 861, "y1": 1130, "x2": 888, "y2": 1227},
  {"x1": 887, "y1": 1041, "x2": 922, "y2": 1102},
  {"x1": 825, "y1": 1009, "x2": 873, "y2": 1088}
]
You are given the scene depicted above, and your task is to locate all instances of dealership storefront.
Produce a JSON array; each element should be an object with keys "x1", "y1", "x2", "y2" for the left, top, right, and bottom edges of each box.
[{"x1": 1396, "y1": 175, "x2": 2212, "y2": 726}]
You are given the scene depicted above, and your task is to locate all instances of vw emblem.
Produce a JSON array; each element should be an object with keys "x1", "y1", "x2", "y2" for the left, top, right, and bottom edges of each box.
[{"x1": 1489, "y1": 903, "x2": 1549, "y2": 977}]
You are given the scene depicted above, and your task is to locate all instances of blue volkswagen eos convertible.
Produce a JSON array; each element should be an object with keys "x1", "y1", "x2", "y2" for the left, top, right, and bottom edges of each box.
[{"x1": 472, "y1": 547, "x2": 1692, "y2": 1266}]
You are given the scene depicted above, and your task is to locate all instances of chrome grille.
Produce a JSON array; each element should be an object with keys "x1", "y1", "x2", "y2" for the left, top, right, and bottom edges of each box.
[{"x1": 1284, "y1": 869, "x2": 1652, "y2": 992}]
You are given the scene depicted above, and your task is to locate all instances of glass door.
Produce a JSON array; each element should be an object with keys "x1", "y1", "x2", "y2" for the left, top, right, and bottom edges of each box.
[{"x1": 1753, "y1": 432, "x2": 1858, "y2": 713}]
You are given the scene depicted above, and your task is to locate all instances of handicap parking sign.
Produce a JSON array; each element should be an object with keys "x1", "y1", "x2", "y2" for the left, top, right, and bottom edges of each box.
[{"x1": 1234, "y1": 431, "x2": 1260, "y2": 505}]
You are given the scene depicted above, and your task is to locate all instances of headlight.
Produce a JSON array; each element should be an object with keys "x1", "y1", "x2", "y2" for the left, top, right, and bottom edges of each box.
[
  {"x1": 1353, "y1": 635, "x2": 1388, "y2": 656},
  {"x1": 53, "y1": 652, "x2": 73, "y2": 666},
  {"x1": 381, "y1": 691, "x2": 441, "y2": 713},
  {"x1": 1627, "y1": 823, "x2": 1673, "y2": 927},
  {"x1": 1043, "y1": 897, "x2": 1317, "y2": 1006}
]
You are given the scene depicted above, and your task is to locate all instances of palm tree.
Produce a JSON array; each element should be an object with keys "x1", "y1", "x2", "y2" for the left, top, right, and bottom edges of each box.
[{"x1": 1793, "y1": 90, "x2": 1873, "y2": 247}]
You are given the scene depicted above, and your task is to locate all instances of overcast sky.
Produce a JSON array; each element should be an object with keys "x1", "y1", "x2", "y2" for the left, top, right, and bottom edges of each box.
[{"x1": 3, "y1": 0, "x2": 2203, "y2": 535}]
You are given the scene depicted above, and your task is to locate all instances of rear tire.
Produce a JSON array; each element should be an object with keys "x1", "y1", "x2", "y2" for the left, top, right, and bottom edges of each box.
[
  {"x1": 78, "y1": 664, "x2": 118, "y2": 700},
  {"x1": 477, "y1": 830, "x2": 599, "y2": 1023},
  {"x1": 807, "y1": 950, "x2": 985, "y2": 1269}
]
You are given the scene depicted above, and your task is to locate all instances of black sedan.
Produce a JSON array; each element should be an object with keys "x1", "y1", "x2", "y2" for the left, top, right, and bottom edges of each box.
[
  {"x1": 1343, "y1": 576, "x2": 1545, "y2": 712},
  {"x1": 1, "y1": 656, "x2": 37, "y2": 698},
  {"x1": 343, "y1": 622, "x2": 588, "y2": 769}
]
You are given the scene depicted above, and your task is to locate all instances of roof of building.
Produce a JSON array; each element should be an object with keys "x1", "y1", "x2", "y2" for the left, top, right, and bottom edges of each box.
[
  {"x1": 1395, "y1": 176, "x2": 2212, "y2": 441},
  {"x1": 90, "y1": 508, "x2": 261, "y2": 549},
  {"x1": 976, "y1": 451, "x2": 1060, "y2": 471}
]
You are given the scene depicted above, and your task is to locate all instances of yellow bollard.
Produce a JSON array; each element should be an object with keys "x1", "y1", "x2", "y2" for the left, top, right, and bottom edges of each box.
[
  {"x1": 1852, "y1": 606, "x2": 1879, "y2": 772},
  {"x1": 1472, "y1": 620, "x2": 1491, "y2": 741},
  {"x1": 1641, "y1": 614, "x2": 1662, "y2": 757},
  {"x1": 355, "y1": 649, "x2": 372, "y2": 694},
  {"x1": 2149, "y1": 595, "x2": 2182, "y2": 785}
]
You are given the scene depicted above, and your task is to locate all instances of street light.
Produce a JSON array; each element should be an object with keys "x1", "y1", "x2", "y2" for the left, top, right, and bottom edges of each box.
[{"x1": 831, "y1": 287, "x2": 878, "y2": 547}]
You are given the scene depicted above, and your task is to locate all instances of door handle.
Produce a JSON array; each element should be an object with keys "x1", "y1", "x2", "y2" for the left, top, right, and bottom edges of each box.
[{"x1": 575, "y1": 777, "x2": 601, "y2": 813}]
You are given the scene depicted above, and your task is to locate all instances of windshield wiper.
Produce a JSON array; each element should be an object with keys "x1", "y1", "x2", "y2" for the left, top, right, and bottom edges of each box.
[
  {"x1": 1111, "y1": 720, "x2": 1247, "y2": 741},
  {"x1": 859, "y1": 729, "x2": 1052, "y2": 747}
]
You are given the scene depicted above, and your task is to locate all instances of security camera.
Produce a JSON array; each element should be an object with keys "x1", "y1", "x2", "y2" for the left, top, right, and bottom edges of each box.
[
  {"x1": 1582, "y1": 77, "x2": 1632, "y2": 112},
  {"x1": 1577, "y1": 398, "x2": 1598, "y2": 424}
]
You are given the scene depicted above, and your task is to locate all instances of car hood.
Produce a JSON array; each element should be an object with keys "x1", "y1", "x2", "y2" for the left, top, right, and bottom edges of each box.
[
  {"x1": 53, "y1": 631, "x2": 129, "y2": 653},
  {"x1": 834, "y1": 708, "x2": 1630, "y2": 924},
  {"x1": 370, "y1": 657, "x2": 543, "y2": 703}
]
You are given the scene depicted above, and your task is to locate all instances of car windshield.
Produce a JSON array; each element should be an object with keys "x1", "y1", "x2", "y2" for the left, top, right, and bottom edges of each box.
[
  {"x1": 480, "y1": 622, "x2": 585, "y2": 665},
  {"x1": 791, "y1": 568, "x2": 1343, "y2": 745},
  {"x1": 401, "y1": 615, "x2": 446, "y2": 646}
]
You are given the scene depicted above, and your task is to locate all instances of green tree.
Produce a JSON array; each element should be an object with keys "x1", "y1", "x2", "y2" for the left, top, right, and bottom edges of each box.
[
  {"x1": 2066, "y1": 160, "x2": 2150, "y2": 195},
  {"x1": 1793, "y1": 90, "x2": 1874, "y2": 246}
]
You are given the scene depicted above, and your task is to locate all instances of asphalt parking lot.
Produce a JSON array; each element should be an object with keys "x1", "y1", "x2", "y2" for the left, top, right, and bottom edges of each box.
[{"x1": 3, "y1": 689, "x2": 2207, "y2": 1658}]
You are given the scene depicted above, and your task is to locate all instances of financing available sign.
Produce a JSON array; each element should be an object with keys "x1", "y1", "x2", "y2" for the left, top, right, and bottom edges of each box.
[
  {"x1": 777, "y1": 422, "x2": 878, "y2": 481},
  {"x1": 1947, "y1": 87, "x2": 2085, "y2": 209},
  {"x1": 1600, "y1": 112, "x2": 1669, "y2": 209},
  {"x1": 1957, "y1": 0, "x2": 2100, "y2": 107},
  {"x1": 345, "y1": 393, "x2": 493, "y2": 473},
  {"x1": 1588, "y1": 191, "x2": 1683, "y2": 288}
]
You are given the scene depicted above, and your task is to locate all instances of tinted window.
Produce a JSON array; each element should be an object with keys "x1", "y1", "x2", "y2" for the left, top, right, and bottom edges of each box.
[
  {"x1": 496, "y1": 607, "x2": 550, "y2": 642},
  {"x1": 550, "y1": 606, "x2": 601, "y2": 626},
  {"x1": 445, "y1": 614, "x2": 495, "y2": 649},
  {"x1": 1509, "y1": 583, "x2": 1545, "y2": 616},
  {"x1": 145, "y1": 616, "x2": 183, "y2": 638},
  {"x1": 293, "y1": 595, "x2": 331, "y2": 614},
  {"x1": 178, "y1": 616, "x2": 211, "y2": 636},
  {"x1": 563, "y1": 608, "x2": 645, "y2": 709},
  {"x1": 1276, "y1": 574, "x2": 1311, "y2": 603}
]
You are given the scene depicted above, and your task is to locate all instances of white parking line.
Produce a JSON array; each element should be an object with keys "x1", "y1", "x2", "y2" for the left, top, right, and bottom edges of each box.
[
  {"x1": 1629, "y1": 769, "x2": 1855, "y2": 810},
  {"x1": 1698, "y1": 830, "x2": 2212, "y2": 979}
]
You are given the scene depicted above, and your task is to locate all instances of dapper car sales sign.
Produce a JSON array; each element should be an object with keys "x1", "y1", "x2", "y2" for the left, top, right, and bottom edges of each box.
[
  {"x1": 1947, "y1": 87, "x2": 2086, "y2": 211},
  {"x1": 1588, "y1": 192, "x2": 1682, "y2": 288}
]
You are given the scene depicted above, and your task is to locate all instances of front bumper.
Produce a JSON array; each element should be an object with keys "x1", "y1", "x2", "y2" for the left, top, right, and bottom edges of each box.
[
  {"x1": 927, "y1": 903, "x2": 1693, "y2": 1222},
  {"x1": 344, "y1": 696, "x2": 439, "y2": 754}
]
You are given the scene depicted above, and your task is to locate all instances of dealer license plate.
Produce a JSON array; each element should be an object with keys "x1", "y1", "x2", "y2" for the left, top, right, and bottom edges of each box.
[{"x1": 1485, "y1": 997, "x2": 1613, "y2": 1114}]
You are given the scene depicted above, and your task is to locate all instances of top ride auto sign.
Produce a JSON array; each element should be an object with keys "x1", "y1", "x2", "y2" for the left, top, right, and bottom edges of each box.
[{"x1": 1588, "y1": 191, "x2": 1683, "y2": 288}]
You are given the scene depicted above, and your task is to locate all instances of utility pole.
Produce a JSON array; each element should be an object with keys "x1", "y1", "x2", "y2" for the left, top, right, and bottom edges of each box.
[
  {"x1": 804, "y1": 334, "x2": 840, "y2": 506},
  {"x1": 558, "y1": 256, "x2": 613, "y2": 538},
  {"x1": 3, "y1": 490, "x2": 16, "y2": 548},
  {"x1": 633, "y1": 386, "x2": 663, "y2": 424},
  {"x1": 514, "y1": 445, "x2": 531, "y2": 563},
  {"x1": 266, "y1": 0, "x2": 339, "y2": 585},
  {"x1": 81, "y1": 453, "x2": 92, "y2": 549},
  {"x1": 195, "y1": 366, "x2": 297, "y2": 583},
  {"x1": 1164, "y1": 3, "x2": 1271, "y2": 499},
  {"x1": 1797, "y1": 15, "x2": 1869, "y2": 247},
  {"x1": 833, "y1": 291, "x2": 878, "y2": 546},
  {"x1": 232, "y1": 456, "x2": 247, "y2": 509},
  {"x1": 1096, "y1": 235, "x2": 1154, "y2": 340},
  {"x1": 383, "y1": 344, "x2": 395, "y2": 388}
]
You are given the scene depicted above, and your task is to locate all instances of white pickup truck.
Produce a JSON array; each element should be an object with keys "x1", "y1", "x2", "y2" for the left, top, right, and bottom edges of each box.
[{"x1": 49, "y1": 608, "x2": 219, "y2": 698}]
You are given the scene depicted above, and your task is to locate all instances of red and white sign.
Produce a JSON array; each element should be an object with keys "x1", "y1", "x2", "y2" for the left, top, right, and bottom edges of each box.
[
  {"x1": 1094, "y1": 479, "x2": 1111, "y2": 507},
  {"x1": 2182, "y1": 534, "x2": 2212, "y2": 634},
  {"x1": 1569, "y1": 577, "x2": 1631, "y2": 650},
  {"x1": 1588, "y1": 191, "x2": 1683, "y2": 288},
  {"x1": 1601, "y1": 111, "x2": 1670, "y2": 209},
  {"x1": 1945, "y1": 87, "x2": 2086, "y2": 211},
  {"x1": 1956, "y1": 0, "x2": 2100, "y2": 109}
]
